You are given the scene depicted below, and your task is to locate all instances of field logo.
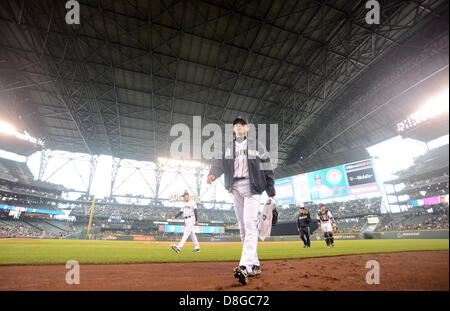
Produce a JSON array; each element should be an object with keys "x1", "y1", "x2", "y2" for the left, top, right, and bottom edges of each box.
[
  {"x1": 365, "y1": 260, "x2": 380, "y2": 284},
  {"x1": 65, "y1": 0, "x2": 80, "y2": 25},
  {"x1": 65, "y1": 260, "x2": 80, "y2": 285},
  {"x1": 365, "y1": 0, "x2": 380, "y2": 24}
]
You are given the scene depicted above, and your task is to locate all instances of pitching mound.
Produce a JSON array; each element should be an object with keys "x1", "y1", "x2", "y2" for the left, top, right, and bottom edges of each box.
[{"x1": 0, "y1": 251, "x2": 447, "y2": 291}]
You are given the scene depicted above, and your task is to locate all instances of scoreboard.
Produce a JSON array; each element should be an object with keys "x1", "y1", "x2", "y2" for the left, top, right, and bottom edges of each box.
[{"x1": 275, "y1": 158, "x2": 381, "y2": 206}]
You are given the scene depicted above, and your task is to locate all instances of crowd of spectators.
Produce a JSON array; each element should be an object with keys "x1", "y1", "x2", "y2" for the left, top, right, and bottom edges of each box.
[
  {"x1": 0, "y1": 190, "x2": 60, "y2": 211},
  {"x1": 1, "y1": 158, "x2": 447, "y2": 238},
  {"x1": 404, "y1": 182, "x2": 449, "y2": 201},
  {"x1": 0, "y1": 178, "x2": 65, "y2": 213},
  {"x1": 334, "y1": 217, "x2": 363, "y2": 233},
  {"x1": 338, "y1": 224, "x2": 363, "y2": 233},
  {"x1": 325, "y1": 197, "x2": 382, "y2": 217},
  {"x1": 0, "y1": 221, "x2": 39, "y2": 237},
  {"x1": 0, "y1": 180, "x2": 61, "y2": 200},
  {"x1": 70, "y1": 203, "x2": 237, "y2": 223},
  {"x1": 278, "y1": 197, "x2": 382, "y2": 222},
  {"x1": 0, "y1": 221, "x2": 73, "y2": 238},
  {"x1": 380, "y1": 208, "x2": 449, "y2": 231}
]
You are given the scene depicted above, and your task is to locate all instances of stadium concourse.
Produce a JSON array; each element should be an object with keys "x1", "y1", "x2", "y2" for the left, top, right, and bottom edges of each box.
[{"x1": 0, "y1": 0, "x2": 448, "y2": 293}]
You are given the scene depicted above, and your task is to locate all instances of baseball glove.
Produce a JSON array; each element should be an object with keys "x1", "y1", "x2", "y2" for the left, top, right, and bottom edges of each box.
[
  {"x1": 272, "y1": 206, "x2": 278, "y2": 226},
  {"x1": 333, "y1": 224, "x2": 338, "y2": 233}
]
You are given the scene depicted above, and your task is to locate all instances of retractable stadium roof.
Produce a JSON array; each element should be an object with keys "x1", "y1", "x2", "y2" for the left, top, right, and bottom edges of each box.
[{"x1": 0, "y1": 0, "x2": 448, "y2": 178}]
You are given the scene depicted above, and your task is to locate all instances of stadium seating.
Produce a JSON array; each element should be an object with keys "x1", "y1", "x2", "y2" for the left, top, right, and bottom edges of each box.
[
  {"x1": 25, "y1": 220, "x2": 62, "y2": 234},
  {"x1": 0, "y1": 158, "x2": 34, "y2": 184},
  {"x1": 403, "y1": 215, "x2": 429, "y2": 226},
  {"x1": 278, "y1": 197, "x2": 382, "y2": 222},
  {"x1": 0, "y1": 161, "x2": 18, "y2": 183},
  {"x1": 0, "y1": 152, "x2": 447, "y2": 239}
]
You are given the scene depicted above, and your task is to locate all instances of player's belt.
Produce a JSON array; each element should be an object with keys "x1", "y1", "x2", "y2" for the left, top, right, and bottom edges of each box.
[
  {"x1": 233, "y1": 177, "x2": 247, "y2": 181},
  {"x1": 184, "y1": 216, "x2": 193, "y2": 219}
]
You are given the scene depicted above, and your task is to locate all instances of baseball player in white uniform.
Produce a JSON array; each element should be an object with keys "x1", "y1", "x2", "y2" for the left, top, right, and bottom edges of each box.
[
  {"x1": 317, "y1": 204, "x2": 336, "y2": 248},
  {"x1": 171, "y1": 192, "x2": 200, "y2": 253},
  {"x1": 207, "y1": 116, "x2": 276, "y2": 285}
]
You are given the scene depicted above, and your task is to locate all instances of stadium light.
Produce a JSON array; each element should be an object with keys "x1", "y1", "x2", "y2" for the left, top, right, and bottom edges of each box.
[
  {"x1": 0, "y1": 120, "x2": 44, "y2": 146},
  {"x1": 410, "y1": 89, "x2": 449, "y2": 121},
  {"x1": 0, "y1": 121, "x2": 16, "y2": 135},
  {"x1": 397, "y1": 89, "x2": 449, "y2": 133}
]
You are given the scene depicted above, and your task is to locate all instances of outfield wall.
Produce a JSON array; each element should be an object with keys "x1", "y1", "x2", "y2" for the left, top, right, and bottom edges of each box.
[
  {"x1": 270, "y1": 229, "x2": 449, "y2": 241},
  {"x1": 66, "y1": 229, "x2": 449, "y2": 242},
  {"x1": 374, "y1": 229, "x2": 449, "y2": 239}
]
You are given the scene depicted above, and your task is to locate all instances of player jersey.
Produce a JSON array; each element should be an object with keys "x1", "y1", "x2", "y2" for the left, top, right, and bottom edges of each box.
[
  {"x1": 317, "y1": 210, "x2": 333, "y2": 224},
  {"x1": 180, "y1": 200, "x2": 197, "y2": 218},
  {"x1": 297, "y1": 212, "x2": 311, "y2": 228},
  {"x1": 233, "y1": 138, "x2": 249, "y2": 178}
]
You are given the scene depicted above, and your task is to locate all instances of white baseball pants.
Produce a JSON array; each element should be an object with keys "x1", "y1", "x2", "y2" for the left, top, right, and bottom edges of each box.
[
  {"x1": 321, "y1": 222, "x2": 333, "y2": 233},
  {"x1": 177, "y1": 216, "x2": 200, "y2": 249},
  {"x1": 232, "y1": 179, "x2": 261, "y2": 274}
]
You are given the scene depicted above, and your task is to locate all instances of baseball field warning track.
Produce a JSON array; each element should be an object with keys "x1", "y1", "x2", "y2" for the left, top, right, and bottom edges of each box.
[
  {"x1": 0, "y1": 239, "x2": 448, "y2": 290},
  {"x1": 0, "y1": 251, "x2": 447, "y2": 291}
]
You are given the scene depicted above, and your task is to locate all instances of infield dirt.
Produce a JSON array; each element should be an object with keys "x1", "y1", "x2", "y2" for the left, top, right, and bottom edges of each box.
[{"x1": 0, "y1": 251, "x2": 447, "y2": 291}]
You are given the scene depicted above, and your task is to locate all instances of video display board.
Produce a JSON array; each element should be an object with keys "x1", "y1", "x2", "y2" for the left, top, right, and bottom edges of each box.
[
  {"x1": 344, "y1": 159, "x2": 380, "y2": 195},
  {"x1": 275, "y1": 159, "x2": 380, "y2": 205},
  {"x1": 292, "y1": 173, "x2": 310, "y2": 204},
  {"x1": 307, "y1": 165, "x2": 349, "y2": 200},
  {"x1": 274, "y1": 177, "x2": 295, "y2": 206}
]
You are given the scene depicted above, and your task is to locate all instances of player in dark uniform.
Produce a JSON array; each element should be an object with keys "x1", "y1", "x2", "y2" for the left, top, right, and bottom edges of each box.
[{"x1": 297, "y1": 207, "x2": 311, "y2": 248}]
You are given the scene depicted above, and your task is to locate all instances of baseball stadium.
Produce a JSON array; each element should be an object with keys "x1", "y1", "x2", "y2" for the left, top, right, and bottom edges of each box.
[{"x1": 0, "y1": 0, "x2": 448, "y2": 292}]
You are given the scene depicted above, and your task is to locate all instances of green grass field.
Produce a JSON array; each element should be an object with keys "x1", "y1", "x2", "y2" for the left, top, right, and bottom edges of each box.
[{"x1": 0, "y1": 239, "x2": 448, "y2": 265}]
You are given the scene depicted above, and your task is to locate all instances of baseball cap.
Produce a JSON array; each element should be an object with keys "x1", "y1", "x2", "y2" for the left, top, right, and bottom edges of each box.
[
  {"x1": 233, "y1": 116, "x2": 248, "y2": 125},
  {"x1": 314, "y1": 174, "x2": 322, "y2": 180},
  {"x1": 182, "y1": 191, "x2": 189, "y2": 197}
]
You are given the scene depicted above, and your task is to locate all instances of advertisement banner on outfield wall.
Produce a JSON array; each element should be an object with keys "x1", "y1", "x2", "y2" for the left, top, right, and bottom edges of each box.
[
  {"x1": 312, "y1": 233, "x2": 361, "y2": 240},
  {"x1": 376, "y1": 230, "x2": 449, "y2": 239}
]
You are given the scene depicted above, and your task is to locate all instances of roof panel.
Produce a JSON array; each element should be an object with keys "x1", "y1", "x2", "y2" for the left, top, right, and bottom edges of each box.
[{"x1": 0, "y1": 0, "x2": 446, "y2": 167}]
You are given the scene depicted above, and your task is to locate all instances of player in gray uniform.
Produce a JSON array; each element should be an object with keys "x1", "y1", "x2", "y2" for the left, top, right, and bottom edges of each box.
[
  {"x1": 207, "y1": 116, "x2": 276, "y2": 285},
  {"x1": 170, "y1": 191, "x2": 200, "y2": 253}
]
